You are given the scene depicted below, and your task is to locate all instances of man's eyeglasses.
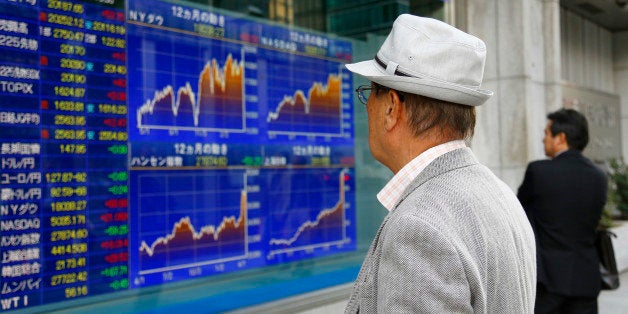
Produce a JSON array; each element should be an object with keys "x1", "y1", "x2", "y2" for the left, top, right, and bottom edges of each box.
[{"x1": 355, "y1": 85, "x2": 373, "y2": 105}]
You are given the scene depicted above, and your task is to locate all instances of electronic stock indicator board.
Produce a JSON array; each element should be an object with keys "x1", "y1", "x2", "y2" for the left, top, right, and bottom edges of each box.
[{"x1": 0, "y1": 0, "x2": 355, "y2": 311}]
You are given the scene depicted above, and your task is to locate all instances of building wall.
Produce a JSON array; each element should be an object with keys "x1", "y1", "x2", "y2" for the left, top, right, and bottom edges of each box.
[
  {"x1": 561, "y1": 8, "x2": 614, "y2": 93},
  {"x1": 560, "y1": 7, "x2": 622, "y2": 163}
]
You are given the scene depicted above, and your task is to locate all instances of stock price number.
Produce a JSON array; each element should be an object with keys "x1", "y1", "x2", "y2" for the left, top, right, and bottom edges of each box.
[
  {"x1": 50, "y1": 214, "x2": 86, "y2": 226},
  {"x1": 103, "y1": 63, "x2": 126, "y2": 75},
  {"x1": 50, "y1": 242, "x2": 88, "y2": 255},
  {"x1": 55, "y1": 257, "x2": 86, "y2": 270},
  {"x1": 59, "y1": 144, "x2": 87, "y2": 154},
  {"x1": 47, "y1": 13, "x2": 84, "y2": 28},
  {"x1": 60, "y1": 73, "x2": 86, "y2": 84},
  {"x1": 51, "y1": 228, "x2": 88, "y2": 241},
  {"x1": 65, "y1": 285, "x2": 88, "y2": 299},
  {"x1": 54, "y1": 100, "x2": 84, "y2": 112},
  {"x1": 48, "y1": 0, "x2": 84, "y2": 14},
  {"x1": 54, "y1": 86, "x2": 86, "y2": 98},
  {"x1": 49, "y1": 186, "x2": 87, "y2": 197},
  {"x1": 54, "y1": 129, "x2": 86, "y2": 140},
  {"x1": 50, "y1": 271, "x2": 87, "y2": 286},
  {"x1": 101, "y1": 37, "x2": 125, "y2": 49},
  {"x1": 52, "y1": 200, "x2": 87, "y2": 212},
  {"x1": 54, "y1": 114, "x2": 86, "y2": 126},
  {"x1": 53, "y1": 28, "x2": 84, "y2": 42},
  {"x1": 99, "y1": 104, "x2": 127, "y2": 114},
  {"x1": 60, "y1": 43, "x2": 86, "y2": 56}
]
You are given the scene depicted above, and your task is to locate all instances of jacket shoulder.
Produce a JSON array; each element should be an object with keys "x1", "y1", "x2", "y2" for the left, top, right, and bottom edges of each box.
[{"x1": 526, "y1": 159, "x2": 552, "y2": 172}]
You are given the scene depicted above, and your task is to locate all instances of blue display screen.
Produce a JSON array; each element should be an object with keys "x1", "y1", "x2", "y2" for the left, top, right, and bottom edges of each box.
[{"x1": 0, "y1": 0, "x2": 355, "y2": 311}]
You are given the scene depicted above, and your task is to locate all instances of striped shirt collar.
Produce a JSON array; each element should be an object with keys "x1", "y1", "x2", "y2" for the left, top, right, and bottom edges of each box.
[{"x1": 377, "y1": 140, "x2": 467, "y2": 211}]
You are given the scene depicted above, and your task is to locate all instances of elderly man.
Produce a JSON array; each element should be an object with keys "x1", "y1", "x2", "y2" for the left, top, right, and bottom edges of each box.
[{"x1": 344, "y1": 14, "x2": 536, "y2": 313}]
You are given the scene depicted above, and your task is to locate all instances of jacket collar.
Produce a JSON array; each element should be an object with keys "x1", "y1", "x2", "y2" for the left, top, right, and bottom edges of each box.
[
  {"x1": 392, "y1": 147, "x2": 478, "y2": 210},
  {"x1": 552, "y1": 149, "x2": 582, "y2": 160}
]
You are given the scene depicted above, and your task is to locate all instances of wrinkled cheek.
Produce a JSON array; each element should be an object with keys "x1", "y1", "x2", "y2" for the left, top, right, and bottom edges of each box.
[
  {"x1": 367, "y1": 125, "x2": 375, "y2": 153},
  {"x1": 366, "y1": 112, "x2": 382, "y2": 161},
  {"x1": 367, "y1": 131, "x2": 382, "y2": 162}
]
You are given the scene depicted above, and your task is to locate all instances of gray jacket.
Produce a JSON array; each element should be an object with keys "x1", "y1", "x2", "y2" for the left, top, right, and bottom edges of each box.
[{"x1": 346, "y1": 148, "x2": 536, "y2": 313}]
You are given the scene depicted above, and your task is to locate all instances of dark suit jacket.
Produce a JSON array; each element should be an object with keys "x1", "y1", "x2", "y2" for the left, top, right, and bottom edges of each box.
[{"x1": 518, "y1": 149, "x2": 607, "y2": 298}]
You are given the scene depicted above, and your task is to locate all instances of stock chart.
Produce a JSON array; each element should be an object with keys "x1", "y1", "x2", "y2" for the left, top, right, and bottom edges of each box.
[{"x1": 0, "y1": 0, "x2": 355, "y2": 311}]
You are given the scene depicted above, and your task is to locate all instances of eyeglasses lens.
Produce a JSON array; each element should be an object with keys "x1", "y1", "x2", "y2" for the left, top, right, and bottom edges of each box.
[{"x1": 356, "y1": 85, "x2": 371, "y2": 105}]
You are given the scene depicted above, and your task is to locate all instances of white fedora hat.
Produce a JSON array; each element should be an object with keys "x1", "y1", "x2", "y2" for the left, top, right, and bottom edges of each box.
[{"x1": 346, "y1": 14, "x2": 493, "y2": 106}]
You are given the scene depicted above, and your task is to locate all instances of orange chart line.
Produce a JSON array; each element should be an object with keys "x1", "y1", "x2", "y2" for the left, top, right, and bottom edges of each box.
[
  {"x1": 268, "y1": 171, "x2": 345, "y2": 247},
  {"x1": 267, "y1": 74, "x2": 342, "y2": 123},
  {"x1": 139, "y1": 190, "x2": 247, "y2": 257},
  {"x1": 137, "y1": 53, "x2": 244, "y2": 128}
]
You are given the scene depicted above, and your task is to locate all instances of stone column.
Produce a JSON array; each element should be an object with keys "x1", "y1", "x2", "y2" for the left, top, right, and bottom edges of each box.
[
  {"x1": 460, "y1": 0, "x2": 562, "y2": 189},
  {"x1": 615, "y1": 31, "x2": 628, "y2": 160}
]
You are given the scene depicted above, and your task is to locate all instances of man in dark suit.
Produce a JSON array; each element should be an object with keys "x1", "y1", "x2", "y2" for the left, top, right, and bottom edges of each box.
[{"x1": 518, "y1": 108, "x2": 608, "y2": 314}]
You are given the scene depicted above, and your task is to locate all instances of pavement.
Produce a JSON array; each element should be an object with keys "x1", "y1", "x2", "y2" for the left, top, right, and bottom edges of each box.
[{"x1": 599, "y1": 271, "x2": 628, "y2": 314}]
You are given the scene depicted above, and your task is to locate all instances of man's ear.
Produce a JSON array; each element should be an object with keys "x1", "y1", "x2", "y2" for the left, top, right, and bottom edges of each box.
[
  {"x1": 383, "y1": 90, "x2": 403, "y2": 131},
  {"x1": 556, "y1": 132, "x2": 567, "y2": 144},
  {"x1": 551, "y1": 132, "x2": 569, "y2": 152}
]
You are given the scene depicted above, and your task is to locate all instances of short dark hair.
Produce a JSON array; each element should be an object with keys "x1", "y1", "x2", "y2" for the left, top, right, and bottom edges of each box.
[
  {"x1": 373, "y1": 82, "x2": 476, "y2": 140},
  {"x1": 547, "y1": 108, "x2": 589, "y2": 151}
]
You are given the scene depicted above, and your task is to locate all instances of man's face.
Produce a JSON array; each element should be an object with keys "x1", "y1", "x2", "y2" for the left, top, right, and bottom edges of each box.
[
  {"x1": 365, "y1": 84, "x2": 387, "y2": 164},
  {"x1": 543, "y1": 121, "x2": 558, "y2": 158}
]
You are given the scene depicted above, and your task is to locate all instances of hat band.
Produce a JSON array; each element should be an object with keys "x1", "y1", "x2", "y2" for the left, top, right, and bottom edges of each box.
[{"x1": 375, "y1": 55, "x2": 412, "y2": 77}]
